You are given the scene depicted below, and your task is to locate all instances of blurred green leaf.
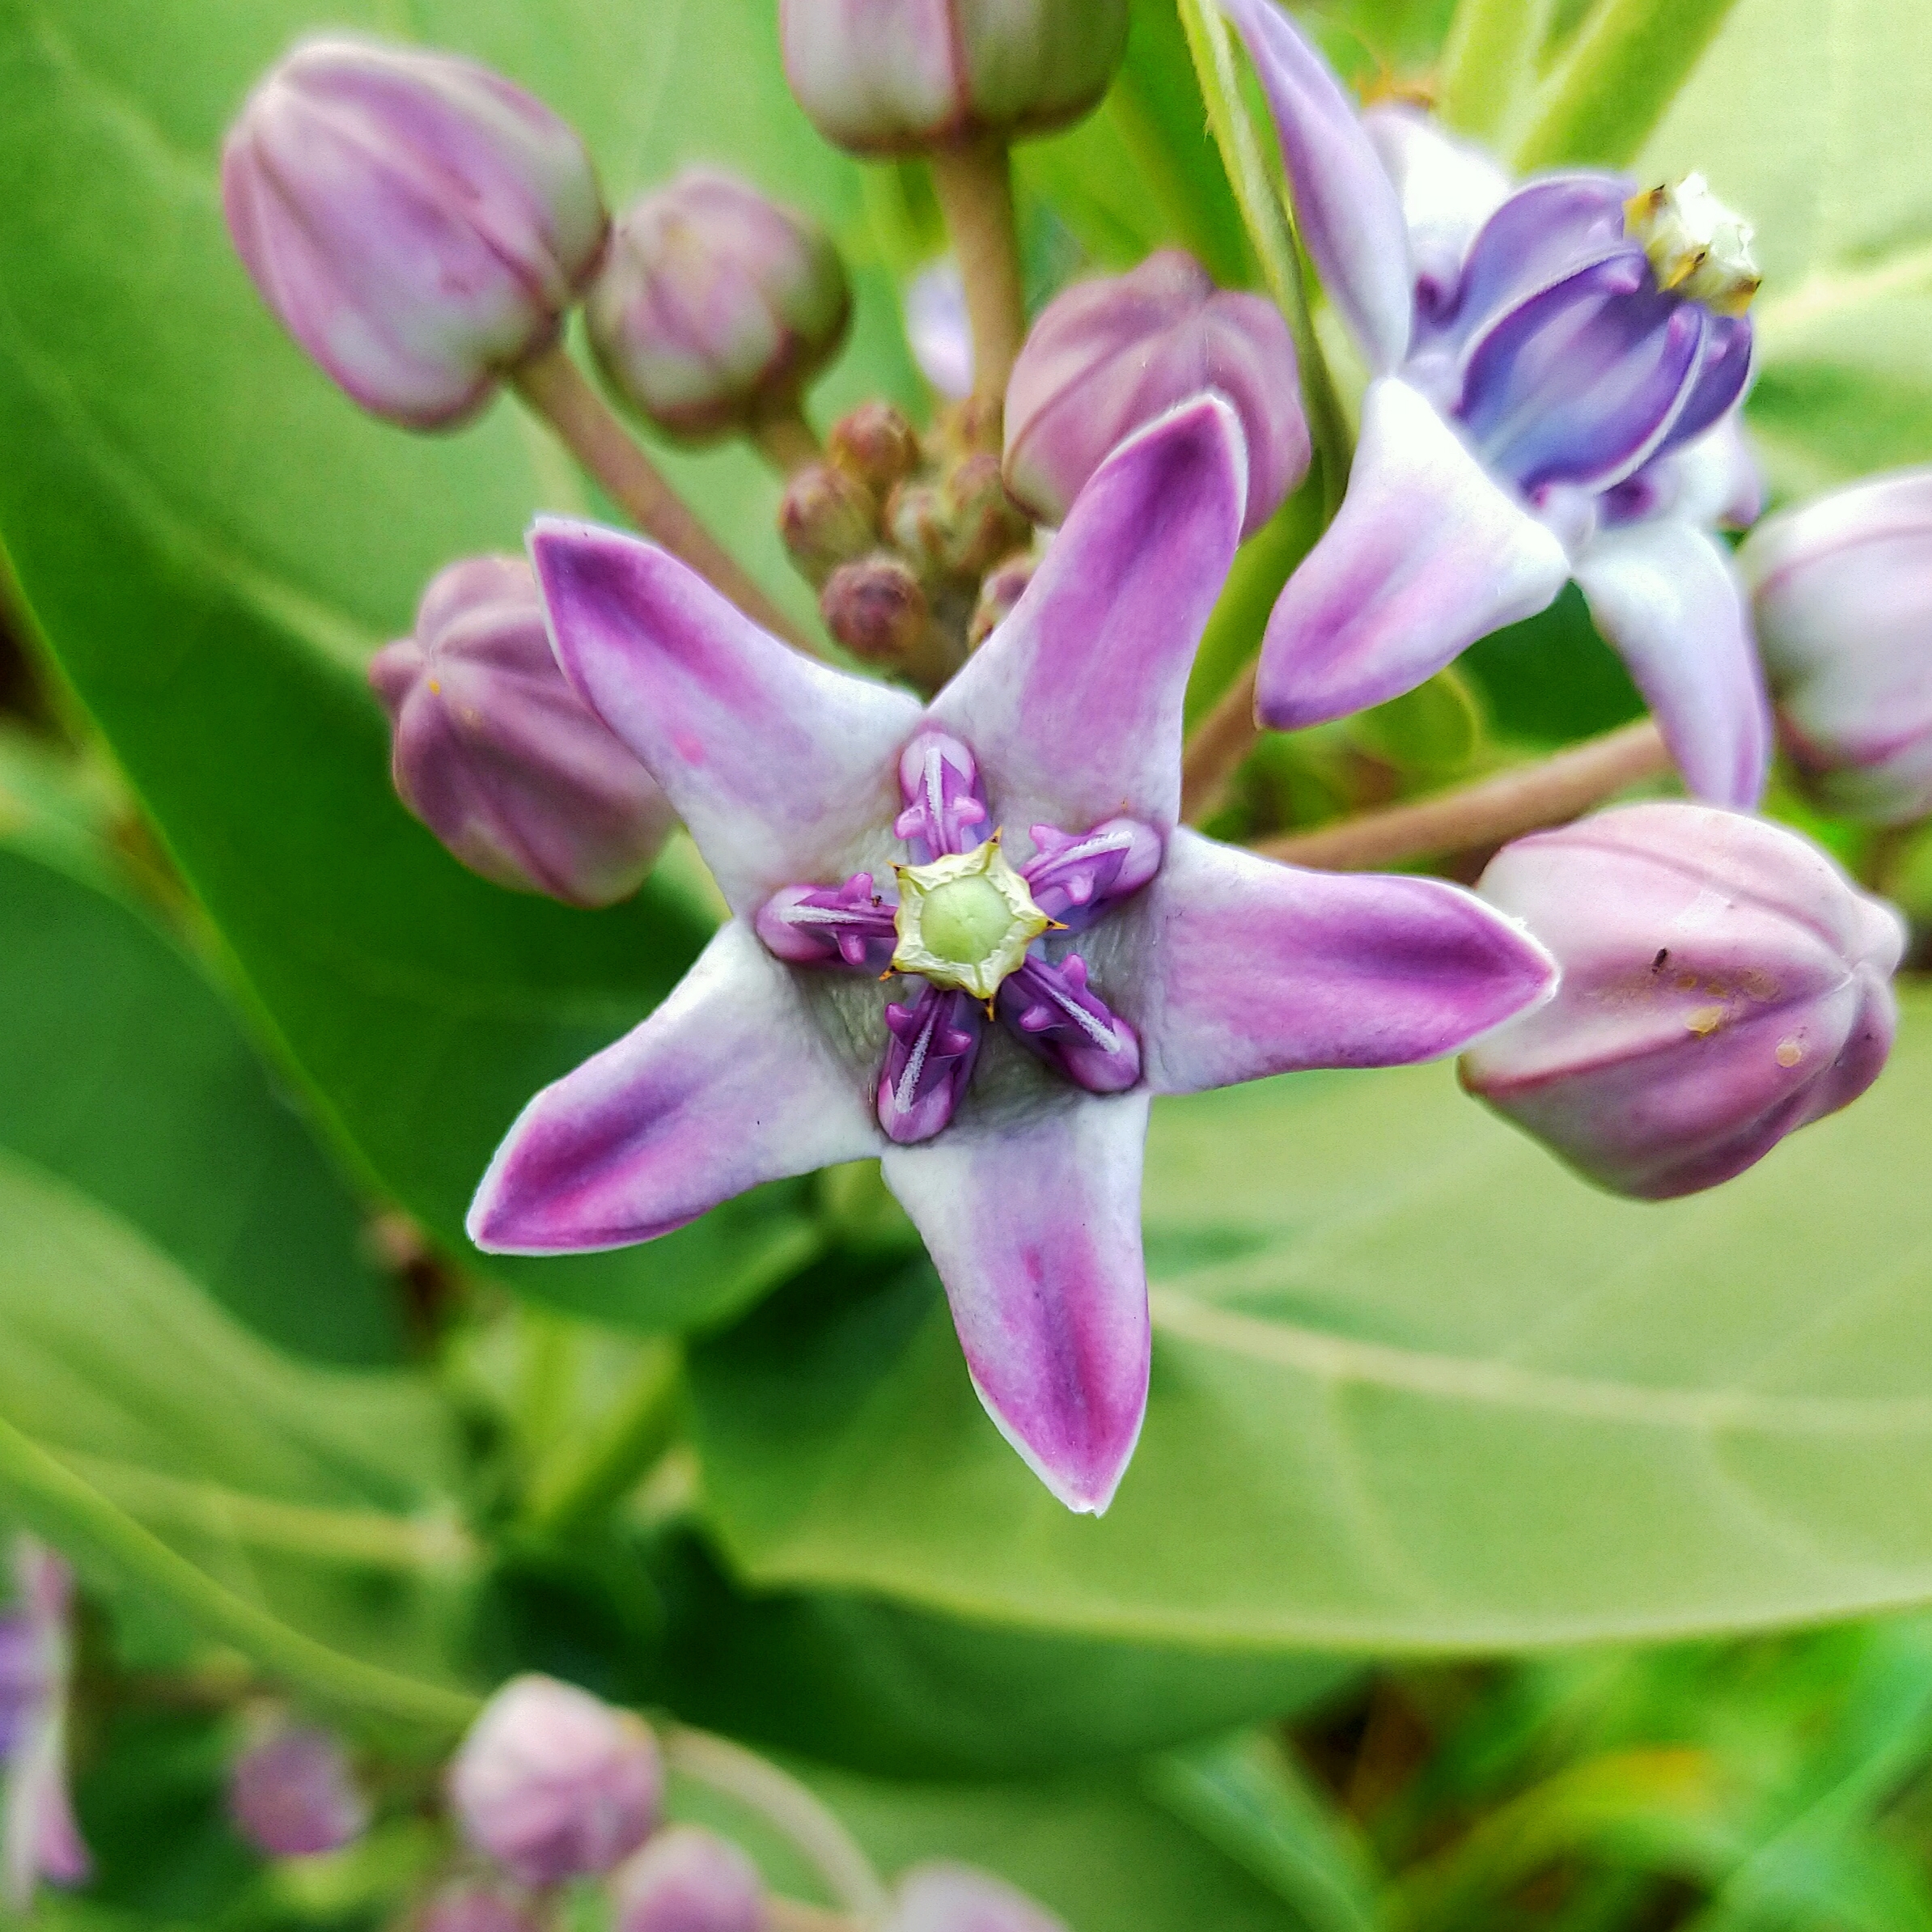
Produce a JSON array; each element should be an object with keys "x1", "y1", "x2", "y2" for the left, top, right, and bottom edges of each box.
[{"x1": 693, "y1": 990, "x2": 1932, "y2": 1653}]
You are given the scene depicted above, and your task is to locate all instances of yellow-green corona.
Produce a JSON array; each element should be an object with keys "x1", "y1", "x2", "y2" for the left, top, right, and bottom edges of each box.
[{"x1": 892, "y1": 837, "x2": 1053, "y2": 1003}]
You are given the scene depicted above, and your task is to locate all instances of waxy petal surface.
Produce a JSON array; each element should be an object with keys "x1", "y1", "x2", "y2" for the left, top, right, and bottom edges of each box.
[
  {"x1": 469, "y1": 924, "x2": 880, "y2": 1253},
  {"x1": 1218, "y1": 0, "x2": 1413, "y2": 371},
  {"x1": 883, "y1": 1093, "x2": 1152, "y2": 1515},
  {"x1": 1575, "y1": 519, "x2": 1771, "y2": 808},
  {"x1": 1256, "y1": 379, "x2": 1570, "y2": 729},
  {"x1": 1137, "y1": 831, "x2": 1554, "y2": 1093},
  {"x1": 1362, "y1": 106, "x2": 1510, "y2": 312},
  {"x1": 929, "y1": 396, "x2": 1244, "y2": 841},
  {"x1": 530, "y1": 519, "x2": 922, "y2": 914}
]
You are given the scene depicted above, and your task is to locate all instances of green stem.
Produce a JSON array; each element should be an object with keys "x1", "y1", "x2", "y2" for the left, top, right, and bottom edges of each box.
[
  {"x1": 1436, "y1": 0, "x2": 1556, "y2": 145},
  {"x1": 0, "y1": 1412, "x2": 480, "y2": 1733},
  {"x1": 1511, "y1": 0, "x2": 1740, "y2": 172},
  {"x1": 523, "y1": 1342, "x2": 684, "y2": 1536},
  {"x1": 1176, "y1": 0, "x2": 1350, "y2": 516}
]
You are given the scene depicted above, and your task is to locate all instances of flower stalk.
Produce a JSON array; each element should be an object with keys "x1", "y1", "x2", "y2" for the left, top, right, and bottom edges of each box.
[
  {"x1": 926, "y1": 136, "x2": 1030, "y2": 416},
  {"x1": 1436, "y1": 0, "x2": 1556, "y2": 143}
]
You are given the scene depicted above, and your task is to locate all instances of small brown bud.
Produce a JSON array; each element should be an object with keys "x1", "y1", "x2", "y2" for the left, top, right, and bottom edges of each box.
[
  {"x1": 969, "y1": 549, "x2": 1039, "y2": 649},
  {"x1": 779, "y1": 461, "x2": 878, "y2": 586},
  {"x1": 828, "y1": 400, "x2": 922, "y2": 495},
  {"x1": 822, "y1": 553, "x2": 931, "y2": 664},
  {"x1": 939, "y1": 452, "x2": 1031, "y2": 577}
]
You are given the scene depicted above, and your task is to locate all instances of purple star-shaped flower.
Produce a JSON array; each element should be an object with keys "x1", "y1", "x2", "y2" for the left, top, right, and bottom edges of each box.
[
  {"x1": 0, "y1": 1539, "x2": 88, "y2": 1910},
  {"x1": 469, "y1": 397, "x2": 1555, "y2": 1512},
  {"x1": 1219, "y1": 0, "x2": 1773, "y2": 809}
]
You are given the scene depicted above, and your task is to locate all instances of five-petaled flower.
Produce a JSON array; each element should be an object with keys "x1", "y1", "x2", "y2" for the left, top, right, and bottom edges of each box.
[
  {"x1": 0, "y1": 1537, "x2": 88, "y2": 1910},
  {"x1": 468, "y1": 397, "x2": 1557, "y2": 1514},
  {"x1": 1218, "y1": 0, "x2": 1773, "y2": 809}
]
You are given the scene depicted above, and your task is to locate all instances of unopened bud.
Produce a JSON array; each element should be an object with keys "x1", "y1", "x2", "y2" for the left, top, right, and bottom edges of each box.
[
  {"x1": 780, "y1": 463, "x2": 880, "y2": 586},
  {"x1": 370, "y1": 557, "x2": 673, "y2": 907},
  {"x1": 1625, "y1": 173, "x2": 1760, "y2": 316},
  {"x1": 968, "y1": 549, "x2": 1037, "y2": 649},
  {"x1": 883, "y1": 1863, "x2": 1069, "y2": 1932},
  {"x1": 222, "y1": 38, "x2": 606, "y2": 428},
  {"x1": 1742, "y1": 467, "x2": 1932, "y2": 824},
  {"x1": 447, "y1": 1676, "x2": 660, "y2": 1887},
  {"x1": 1462, "y1": 803, "x2": 1902, "y2": 1200},
  {"x1": 828, "y1": 400, "x2": 922, "y2": 495},
  {"x1": 227, "y1": 1722, "x2": 368, "y2": 1858},
  {"x1": 612, "y1": 1826, "x2": 765, "y2": 1932},
  {"x1": 781, "y1": 0, "x2": 1129, "y2": 156},
  {"x1": 417, "y1": 1881, "x2": 543, "y2": 1932},
  {"x1": 884, "y1": 479, "x2": 948, "y2": 577},
  {"x1": 588, "y1": 169, "x2": 850, "y2": 444},
  {"x1": 822, "y1": 554, "x2": 932, "y2": 664},
  {"x1": 938, "y1": 452, "x2": 1031, "y2": 576},
  {"x1": 1005, "y1": 251, "x2": 1308, "y2": 538}
]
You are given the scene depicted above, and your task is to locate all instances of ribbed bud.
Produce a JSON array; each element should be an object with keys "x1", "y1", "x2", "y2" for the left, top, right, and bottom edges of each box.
[
  {"x1": 588, "y1": 169, "x2": 851, "y2": 443},
  {"x1": 780, "y1": 463, "x2": 880, "y2": 587},
  {"x1": 222, "y1": 37, "x2": 607, "y2": 428},
  {"x1": 611, "y1": 1826, "x2": 766, "y2": 1932},
  {"x1": 968, "y1": 549, "x2": 1037, "y2": 648},
  {"x1": 828, "y1": 400, "x2": 922, "y2": 495},
  {"x1": 1742, "y1": 468, "x2": 1932, "y2": 824},
  {"x1": 447, "y1": 1676, "x2": 661, "y2": 1887},
  {"x1": 822, "y1": 554, "x2": 932, "y2": 663},
  {"x1": 227, "y1": 1722, "x2": 369, "y2": 1858},
  {"x1": 370, "y1": 557, "x2": 674, "y2": 907},
  {"x1": 883, "y1": 1863, "x2": 1069, "y2": 1932},
  {"x1": 780, "y1": 0, "x2": 1129, "y2": 155},
  {"x1": 938, "y1": 452, "x2": 1032, "y2": 575},
  {"x1": 1462, "y1": 803, "x2": 1903, "y2": 1200},
  {"x1": 1004, "y1": 251, "x2": 1307, "y2": 538}
]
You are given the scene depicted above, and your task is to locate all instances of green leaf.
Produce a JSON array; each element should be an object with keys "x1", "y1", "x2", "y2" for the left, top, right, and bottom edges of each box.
[
  {"x1": 0, "y1": 0, "x2": 884, "y2": 1330},
  {"x1": 693, "y1": 990, "x2": 1932, "y2": 1653}
]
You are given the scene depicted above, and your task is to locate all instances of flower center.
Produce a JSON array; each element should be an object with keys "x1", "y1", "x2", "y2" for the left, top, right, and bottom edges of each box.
[
  {"x1": 1625, "y1": 173, "x2": 1760, "y2": 316},
  {"x1": 892, "y1": 837, "x2": 1052, "y2": 1004}
]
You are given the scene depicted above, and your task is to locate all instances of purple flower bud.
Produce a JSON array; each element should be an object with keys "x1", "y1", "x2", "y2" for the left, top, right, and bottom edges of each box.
[
  {"x1": 1462, "y1": 803, "x2": 1904, "y2": 1200},
  {"x1": 1741, "y1": 468, "x2": 1932, "y2": 824},
  {"x1": 611, "y1": 1826, "x2": 765, "y2": 1932},
  {"x1": 883, "y1": 1863, "x2": 1069, "y2": 1932},
  {"x1": 417, "y1": 1880, "x2": 544, "y2": 1932},
  {"x1": 446, "y1": 1676, "x2": 662, "y2": 1887},
  {"x1": 968, "y1": 550, "x2": 1036, "y2": 649},
  {"x1": 905, "y1": 261, "x2": 975, "y2": 399},
  {"x1": 222, "y1": 37, "x2": 608, "y2": 429},
  {"x1": 587, "y1": 170, "x2": 851, "y2": 444},
  {"x1": 828, "y1": 400, "x2": 922, "y2": 495},
  {"x1": 780, "y1": 464, "x2": 880, "y2": 587},
  {"x1": 228, "y1": 1722, "x2": 369, "y2": 1858},
  {"x1": 1005, "y1": 251, "x2": 1308, "y2": 538},
  {"x1": 821, "y1": 553, "x2": 932, "y2": 664},
  {"x1": 780, "y1": 0, "x2": 1129, "y2": 156},
  {"x1": 370, "y1": 557, "x2": 674, "y2": 907}
]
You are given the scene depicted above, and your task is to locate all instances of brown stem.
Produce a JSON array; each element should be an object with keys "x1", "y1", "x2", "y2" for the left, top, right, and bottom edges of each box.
[
  {"x1": 751, "y1": 405, "x2": 823, "y2": 478},
  {"x1": 928, "y1": 135, "x2": 1027, "y2": 413},
  {"x1": 1255, "y1": 719, "x2": 1671, "y2": 871},
  {"x1": 1180, "y1": 664, "x2": 1260, "y2": 825},
  {"x1": 511, "y1": 344, "x2": 820, "y2": 656}
]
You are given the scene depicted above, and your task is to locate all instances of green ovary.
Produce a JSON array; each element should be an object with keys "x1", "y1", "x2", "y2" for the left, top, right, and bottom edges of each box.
[{"x1": 915, "y1": 876, "x2": 1015, "y2": 967}]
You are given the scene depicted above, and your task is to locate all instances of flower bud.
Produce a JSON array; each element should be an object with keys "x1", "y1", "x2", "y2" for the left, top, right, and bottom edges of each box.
[
  {"x1": 447, "y1": 1678, "x2": 661, "y2": 1888},
  {"x1": 222, "y1": 37, "x2": 607, "y2": 428},
  {"x1": 417, "y1": 1881, "x2": 543, "y2": 1932},
  {"x1": 885, "y1": 479, "x2": 949, "y2": 578},
  {"x1": 1741, "y1": 468, "x2": 1932, "y2": 824},
  {"x1": 828, "y1": 400, "x2": 922, "y2": 495},
  {"x1": 227, "y1": 1722, "x2": 368, "y2": 1858},
  {"x1": 1004, "y1": 251, "x2": 1307, "y2": 538},
  {"x1": 937, "y1": 452, "x2": 1031, "y2": 577},
  {"x1": 587, "y1": 170, "x2": 851, "y2": 444},
  {"x1": 611, "y1": 1826, "x2": 765, "y2": 1932},
  {"x1": 781, "y1": 0, "x2": 1129, "y2": 156},
  {"x1": 883, "y1": 1863, "x2": 1068, "y2": 1932},
  {"x1": 370, "y1": 557, "x2": 674, "y2": 908},
  {"x1": 780, "y1": 464, "x2": 880, "y2": 586},
  {"x1": 822, "y1": 553, "x2": 932, "y2": 664},
  {"x1": 968, "y1": 549, "x2": 1037, "y2": 649},
  {"x1": 1461, "y1": 803, "x2": 1903, "y2": 1200}
]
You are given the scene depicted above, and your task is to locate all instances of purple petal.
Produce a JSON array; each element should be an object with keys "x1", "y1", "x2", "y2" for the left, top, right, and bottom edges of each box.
[
  {"x1": 1256, "y1": 379, "x2": 1570, "y2": 729},
  {"x1": 529, "y1": 519, "x2": 922, "y2": 917},
  {"x1": 1020, "y1": 818, "x2": 1163, "y2": 929},
  {"x1": 1134, "y1": 830, "x2": 1554, "y2": 1092},
  {"x1": 4, "y1": 1724, "x2": 88, "y2": 1908},
  {"x1": 1362, "y1": 107, "x2": 1510, "y2": 317},
  {"x1": 756, "y1": 874, "x2": 899, "y2": 970},
  {"x1": 882, "y1": 1094, "x2": 1152, "y2": 1515},
  {"x1": 879, "y1": 985, "x2": 985, "y2": 1145},
  {"x1": 927, "y1": 396, "x2": 1244, "y2": 838},
  {"x1": 0, "y1": 1618, "x2": 39, "y2": 1759},
  {"x1": 998, "y1": 955, "x2": 1142, "y2": 1093},
  {"x1": 1651, "y1": 314, "x2": 1752, "y2": 461},
  {"x1": 1574, "y1": 520, "x2": 1770, "y2": 808},
  {"x1": 468, "y1": 924, "x2": 881, "y2": 1253},
  {"x1": 1216, "y1": 0, "x2": 1413, "y2": 371}
]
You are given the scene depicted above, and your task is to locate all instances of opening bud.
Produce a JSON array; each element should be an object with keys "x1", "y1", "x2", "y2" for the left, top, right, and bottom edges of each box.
[
  {"x1": 883, "y1": 1863, "x2": 1069, "y2": 1932},
  {"x1": 222, "y1": 37, "x2": 607, "y2": 428},
  {"x1": 371, "y1": 557, "x2": 674, "y2": 907},
  {"x1": 822, "y1": 553, "x2": 933, "y2": 665},
  {"x1": 1625, "y1": 174, "x2": 1760, "y2": 317},
  {"x1": 588, "y1": 169, "x2": 851, "y2": 446},
  {"x1": 611, "y1": 1825, "x2": 766, "y2": 1932},
  {"x1": 828, "y1": 400, "x2": 923, "y2": 495},
  {"x1": 781, "y1": 463, "x2": 882, "y2": 587},
  {"x1": 781, "y1": 0, "x2": 1129, "y2": 156},
  {"x1": 1462, "y1": 803, "x2": 1904, "y2": 1200},
  {"x1": 1004, "y1": 252, "x2": 1307, "y2": 537},
  {"x1": 227, "y1": 1720, "x2": 369, "y2": 1859}
]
